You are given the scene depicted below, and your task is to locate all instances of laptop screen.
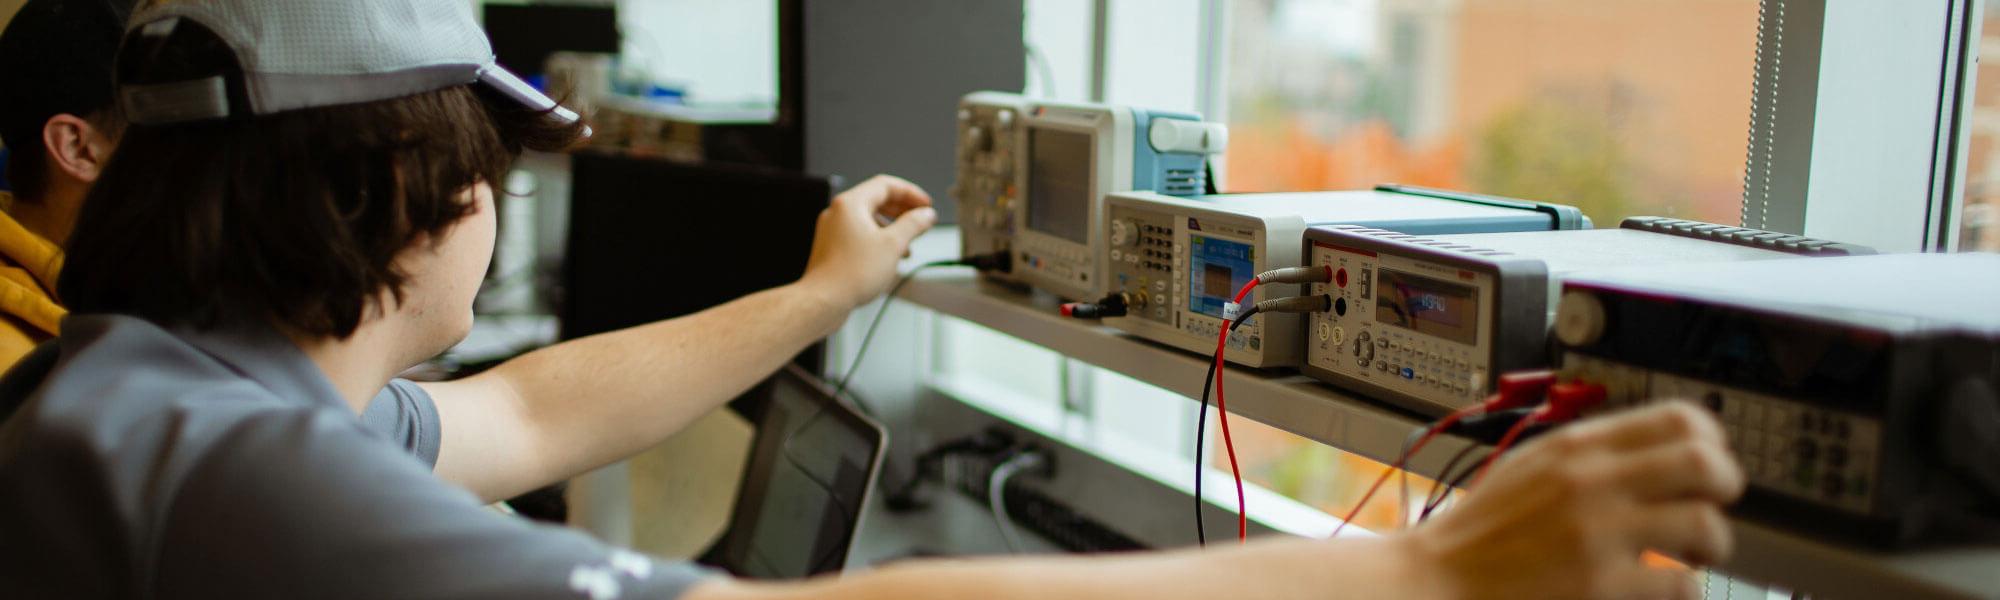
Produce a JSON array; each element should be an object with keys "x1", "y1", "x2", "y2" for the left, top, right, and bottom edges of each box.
[{"x1": 716, "y1": 366, "x2": 887, "y2": 578}]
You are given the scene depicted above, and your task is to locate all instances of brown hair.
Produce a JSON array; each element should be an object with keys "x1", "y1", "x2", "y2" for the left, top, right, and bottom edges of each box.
[{"x1": 58, "y1": 18, "x2": 584, "y2": 338}]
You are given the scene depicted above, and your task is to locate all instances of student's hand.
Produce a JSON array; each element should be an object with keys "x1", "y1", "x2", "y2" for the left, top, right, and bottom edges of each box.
[
  {"x1": 1404, "y1": 402, "x2": 1746, "y2": 600},
  {"x1": 799, "y1": 174, "x2": 939, "y2": 310}
]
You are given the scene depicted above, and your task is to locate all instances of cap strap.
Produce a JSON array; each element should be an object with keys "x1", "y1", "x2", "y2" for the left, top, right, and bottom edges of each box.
[{"x1": 123, "y1": 77, "x2": 231, "y2": 125}]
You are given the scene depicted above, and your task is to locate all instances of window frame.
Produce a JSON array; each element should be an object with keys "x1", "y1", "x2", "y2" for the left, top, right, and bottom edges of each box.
[{"x1": 1746, "y1": 0, "x2": 1985, "y2": 252}]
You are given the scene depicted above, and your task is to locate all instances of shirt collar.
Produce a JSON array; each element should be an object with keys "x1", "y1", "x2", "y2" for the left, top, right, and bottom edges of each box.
[{"x1": 169, "y1": 319, "x2": 353, "y2": 412}]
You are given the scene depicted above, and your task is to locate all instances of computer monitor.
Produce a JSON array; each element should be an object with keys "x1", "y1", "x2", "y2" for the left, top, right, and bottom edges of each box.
[
  {"x1": 712, "y1": 365, "x2": 887, "y2": 578},
  {"x1": 561, "y1": 152, "x2": 833, "y2": 342}
]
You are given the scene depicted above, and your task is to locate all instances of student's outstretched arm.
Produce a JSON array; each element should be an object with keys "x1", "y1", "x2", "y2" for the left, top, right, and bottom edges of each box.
[{"x1": 423, "y1": 175, "x2": 937, "y2": 502}]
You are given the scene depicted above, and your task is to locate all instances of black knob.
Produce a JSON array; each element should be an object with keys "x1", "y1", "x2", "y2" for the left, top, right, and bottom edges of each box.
[{"x1": 1795, "y1": 438, "x2": 1819, "y2": 462}]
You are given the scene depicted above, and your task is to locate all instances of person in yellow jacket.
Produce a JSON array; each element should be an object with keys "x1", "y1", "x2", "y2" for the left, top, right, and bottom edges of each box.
[
  {"x1": 0, "y1": 0, "x2": 133, "y2": 367},
  {"x1": 0, "y1": 202, "x2": 66, "y2": 364}
]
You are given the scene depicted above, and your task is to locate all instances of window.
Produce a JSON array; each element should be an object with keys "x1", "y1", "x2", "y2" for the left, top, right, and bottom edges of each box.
[
  {"x1": 1088, "y1": 368, "x2": 1195, "y2": 456},
  {"x1": 932, "y1": 318, "x2": 1068, "y2": 425},
  {"x1": 1213, "y1": 0, "x2": 1766, "y2": 532},
  {"x1": 920, "y1": 0, "x2": 1982, "y2": 543},
  {"x1": 1223, "y1": 415, "x2": 1434, "y2": 531},
  {"x1": 1960, "y1": 0, "x2": 2000, "y2": 251},
  {"x1": 1222, "y1": 0, "x2": 1760, "y2": 227}
]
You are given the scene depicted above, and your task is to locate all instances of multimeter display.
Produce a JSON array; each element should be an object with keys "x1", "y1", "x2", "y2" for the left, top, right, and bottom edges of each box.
[
  {"x1": 1375, "y1": 268, "x2": 1478, "y2": 344},
  {"x1": 1188, "y1": 234, "x2": 1254, "y2": 318}
]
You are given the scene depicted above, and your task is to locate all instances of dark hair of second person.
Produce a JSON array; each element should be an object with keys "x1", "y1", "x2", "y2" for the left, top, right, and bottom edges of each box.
[{"x1": 0, "y1": 0, "x2": 134, "y2": 200}]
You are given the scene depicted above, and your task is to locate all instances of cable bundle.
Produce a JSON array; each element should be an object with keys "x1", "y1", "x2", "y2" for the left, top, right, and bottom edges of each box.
[
  {"x1": 1328, "y1": 373, "x2": 1606, "y2": 538},
  {"x1": 1193, "y1": 266, "x2": 1335, "y2": 545}
]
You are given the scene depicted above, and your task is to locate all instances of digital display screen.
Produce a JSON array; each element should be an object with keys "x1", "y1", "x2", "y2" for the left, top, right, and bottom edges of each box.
[
  {"x1": 1188, "y1": 234, "x2": 1255, "y2": 318},
  {"x1": 1375, "y1": 269, "x2": 1478, "y2": 345},
  {"x1": 1026, "y1": 128, "x2": 1093, "y2": 244}
]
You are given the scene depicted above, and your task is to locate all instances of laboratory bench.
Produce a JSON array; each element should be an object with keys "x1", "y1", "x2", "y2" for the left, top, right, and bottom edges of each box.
[{"x1": 874, "y1": 227, "x2": 2000, "y2": 599}]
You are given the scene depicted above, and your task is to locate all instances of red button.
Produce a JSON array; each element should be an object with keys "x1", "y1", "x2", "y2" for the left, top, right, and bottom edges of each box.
[{"x1": 1336, "y1": 268, "x2": 1349, "y2": 288}]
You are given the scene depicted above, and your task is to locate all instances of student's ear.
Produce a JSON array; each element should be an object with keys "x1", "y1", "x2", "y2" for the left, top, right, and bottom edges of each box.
[{"x1": 42, "y1": 113, "x2": 115, "y2": 185}]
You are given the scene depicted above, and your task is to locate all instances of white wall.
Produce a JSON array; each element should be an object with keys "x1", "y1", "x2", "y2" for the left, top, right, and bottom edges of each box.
[
  {"x1": 1024, "y1": 0, "x2": 1205, "y2": 111},
  {"x1": 1025, "y1": 0, "x2": 1095, "y2": 102},
  {"x1": 1102, "y1": 0, "x2": 1204, "y2": 113}
]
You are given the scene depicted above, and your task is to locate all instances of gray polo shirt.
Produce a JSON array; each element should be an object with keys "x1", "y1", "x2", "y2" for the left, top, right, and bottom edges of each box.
[{"x1": 0, "y1": 315, "x2": 712, "y2": 598}]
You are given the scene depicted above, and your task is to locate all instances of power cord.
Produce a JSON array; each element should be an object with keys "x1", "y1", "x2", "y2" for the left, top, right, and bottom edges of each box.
[
  {"x1": 833, "y1": 251, "x2": 1011, "y2": 399},
  {"x1": 884, "y1": 428, "x2": 1018, "y2": 512},
  {"x1": 988, "y1": 451, "x2": 1049, "y2": 553},
  {"x1": 1193, "y1": 356, "x2": 1219, "y2": 546}
]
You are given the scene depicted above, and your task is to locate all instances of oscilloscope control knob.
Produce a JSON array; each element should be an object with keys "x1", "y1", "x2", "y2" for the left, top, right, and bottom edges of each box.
[
  {"x1": 1555, "y1": 290, "x2": 1608, "y2": 347},
  {"x1": 1110, "y1": 219, "x2": 1134, "y2": 247},
  {"x1": 972, "y1": 126, "x2": 992, "y2": 152}
]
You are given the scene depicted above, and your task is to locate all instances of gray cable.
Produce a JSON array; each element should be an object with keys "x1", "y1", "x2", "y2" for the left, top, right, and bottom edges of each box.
[
  {"x1": 1256, "y1": 266, "x2": 1330, "y2": 285},
  {"x1": 1254, "y1": 294, "x2": 1332, "y2": 314},
  {"x1": 834, "y1": 259, "x2": 961, "y2": 400},
  {"x1": 987, "y1": 452, "x2": 1047, "y2": 554}
]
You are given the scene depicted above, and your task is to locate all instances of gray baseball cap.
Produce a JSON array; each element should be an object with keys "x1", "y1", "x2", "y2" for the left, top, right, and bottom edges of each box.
[{"x1": 118, "y1": 0, "x2": 581, "y2": 128}]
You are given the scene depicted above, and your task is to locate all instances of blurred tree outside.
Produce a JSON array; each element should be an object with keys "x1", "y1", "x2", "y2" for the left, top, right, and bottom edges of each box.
[{"x1": 1469, "y1": 91, "x2": 1635, "y2": 225}]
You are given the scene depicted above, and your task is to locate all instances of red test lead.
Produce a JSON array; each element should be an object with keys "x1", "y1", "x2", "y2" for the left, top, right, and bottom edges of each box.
[
  {"x1": 1328, "y1": 369, "x2": 1566, "y2": 538},
  {"x1": 1468, "y1": 380, "x2": 1608, "y2": 489}
]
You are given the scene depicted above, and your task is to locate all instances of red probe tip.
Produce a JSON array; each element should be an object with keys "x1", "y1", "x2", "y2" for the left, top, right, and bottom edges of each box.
[
  {"x1": 1491, "y1": 370, "x2": 1560, "y2": 412},
  {"x1": 1542, "y1": 381, "x2": 1608, "y2": 421}
]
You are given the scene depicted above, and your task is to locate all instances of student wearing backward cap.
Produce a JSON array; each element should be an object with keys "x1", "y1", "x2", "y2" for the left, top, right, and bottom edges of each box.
[{"x1": 0, "y1": 1, "x2": 1746, "y2": 598}]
